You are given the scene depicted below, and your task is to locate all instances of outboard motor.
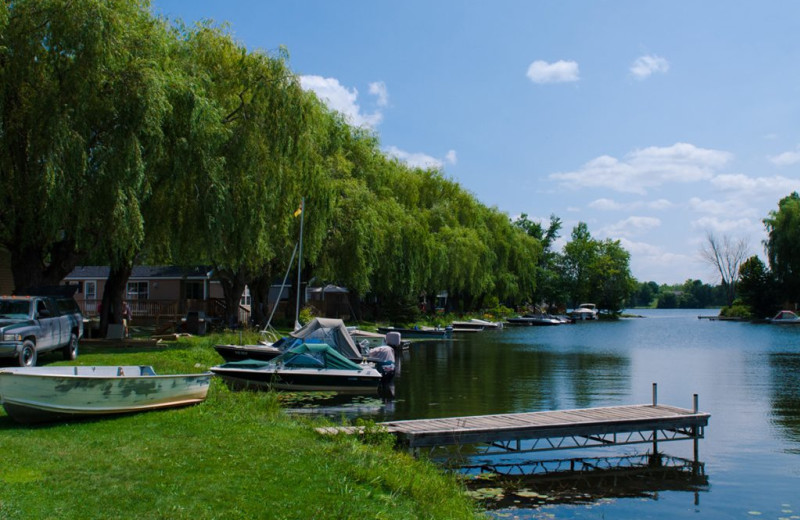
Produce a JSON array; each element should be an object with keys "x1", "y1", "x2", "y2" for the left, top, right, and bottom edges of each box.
[{"x1": 385, "y1": 331, "x2": 402, "y2": 348}]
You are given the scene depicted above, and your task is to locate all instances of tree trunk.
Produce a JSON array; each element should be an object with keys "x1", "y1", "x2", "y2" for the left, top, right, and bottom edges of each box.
[
  {"x1": 99, "y1": 264, "x2": 133, "y2": 337},
  {"x1": 9, "y1": 239, "x2": 83, "y2": 294},
  {"x1": 247, "y1": 272, "x2": 273, "y2": 328},
  {"x1": 216, "y1": 267, "x2": 248, "y2": 328}
]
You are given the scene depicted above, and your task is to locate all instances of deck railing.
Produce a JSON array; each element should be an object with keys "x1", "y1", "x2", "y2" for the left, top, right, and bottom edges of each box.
[{"x1": 77, "y1": 298, "x2": 250, "y2": 325}]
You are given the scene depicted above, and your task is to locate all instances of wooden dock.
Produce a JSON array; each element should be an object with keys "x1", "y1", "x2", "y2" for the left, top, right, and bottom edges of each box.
[
  {"x1": 318, "y1": 386, "x2": 709, "y2": 463},
  {"x1": 378, "y1": 403, "x2": 708, "y2": 451}
]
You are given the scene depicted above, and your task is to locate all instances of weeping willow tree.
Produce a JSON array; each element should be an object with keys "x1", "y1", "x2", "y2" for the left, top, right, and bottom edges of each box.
[{"x1": 0, "y1": 0, "x2": 171, "y2": 294}]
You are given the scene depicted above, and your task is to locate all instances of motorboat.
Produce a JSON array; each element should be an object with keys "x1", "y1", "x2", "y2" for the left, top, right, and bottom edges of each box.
[
  {"x1": 0, "y1": 365, "x2": 211, "y2": 424},
  {"x1": 211, "y1": 343, "x2": 384, "y2": 394},
  {"x1": 506, "y1": 314, "x2": 563, "y2": 326},
  {"x1": 569, "y1": 303, "x2": 599, "y2": 320},
  {"x1": 450, "y1": 319, "x2": 504, "y2": 332},
  {"x1": 768, "y1": 310, "x2": 800, "y2": 324}
]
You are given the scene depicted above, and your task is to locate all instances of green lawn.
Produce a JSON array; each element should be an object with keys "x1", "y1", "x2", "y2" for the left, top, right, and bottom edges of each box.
[{"x1": 0, "y1": 336, "x2": 480, "y2": 519}]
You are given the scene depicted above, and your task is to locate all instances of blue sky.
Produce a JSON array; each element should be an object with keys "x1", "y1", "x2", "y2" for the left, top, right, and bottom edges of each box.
[{"x1": 153, "y1": 1, "x2": 800, "y2": 284}]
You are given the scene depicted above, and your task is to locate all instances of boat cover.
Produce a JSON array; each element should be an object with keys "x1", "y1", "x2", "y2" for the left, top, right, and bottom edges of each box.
[
  {"x1": 289, "y1": 318, "x2": 362, "y2": 361},
  {"x1": 219, "y1": 343, "x2": 363, "y2": 371},
  {"x1": 366, "y1": 346, "x2": 395, "y2": 364}
]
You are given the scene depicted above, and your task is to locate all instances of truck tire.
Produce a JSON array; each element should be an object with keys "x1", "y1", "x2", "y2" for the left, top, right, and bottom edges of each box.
[
  {"x1": 63, "y1": 332, "x2": 79, "y2": 361},
  {"x1": 18, "y1": 340, "x2": 37, "y2": 367}
]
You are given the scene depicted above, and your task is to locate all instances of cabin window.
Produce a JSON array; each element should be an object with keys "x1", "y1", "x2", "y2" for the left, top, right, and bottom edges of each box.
[{"x1": 126, "y1": 281, "x2": 149, "y2": 300}]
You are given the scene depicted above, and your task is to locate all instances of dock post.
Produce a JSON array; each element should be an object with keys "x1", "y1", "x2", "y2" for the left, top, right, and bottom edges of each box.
[
  {"x1": 692, "y1": 393, "x2": 700, "y2": 475},
  {"x1": 651, "y1": 383, "x2": 658, "y2": 457}
]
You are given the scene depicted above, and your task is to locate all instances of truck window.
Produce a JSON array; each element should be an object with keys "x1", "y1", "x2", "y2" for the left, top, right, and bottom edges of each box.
[{"x1": 0, "y1": 300, "x2": 31, "y2": 318}]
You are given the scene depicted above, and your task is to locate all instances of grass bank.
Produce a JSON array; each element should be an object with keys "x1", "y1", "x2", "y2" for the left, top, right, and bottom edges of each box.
[{"x1": 0, "y1": 336, "x2": 480, "y2": 519}]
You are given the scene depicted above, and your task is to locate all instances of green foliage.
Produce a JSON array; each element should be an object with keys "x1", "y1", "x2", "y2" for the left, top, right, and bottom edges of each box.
[
  {"x1": 298, "y1": 305, "x2": 317, "y2": 325},
  {"x1": 764, "y1": 192, "x2": 800, "y2": 303},
  {"x1": 720, "y1": 302, "x2": 753, "y2": 319},
  {"x1": 737, "y1": 256, "x2": 779, "y2": 318},
  {"x1": 560, "y1": 223, "x2": 635, "y2": 313},
  {"x1": 354, "y1": 419, "x2": 396, "y2": 449}
]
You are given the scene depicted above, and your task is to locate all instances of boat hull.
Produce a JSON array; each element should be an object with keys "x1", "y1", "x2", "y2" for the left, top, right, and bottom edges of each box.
[
  {"x1": 211, "y1": 366, "x2": 382, "y2": 394},
  {"x1": 506, "y1": 317, "x2": 562, "y2": 326},
  {"x1": 0, "y1": 366, "x2": 211, "y2": 424}
]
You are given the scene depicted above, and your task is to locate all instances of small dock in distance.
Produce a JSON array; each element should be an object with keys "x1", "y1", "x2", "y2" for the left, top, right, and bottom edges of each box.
[{"x1": 318, "y1": 385, "x2": 710, "y2": 470}]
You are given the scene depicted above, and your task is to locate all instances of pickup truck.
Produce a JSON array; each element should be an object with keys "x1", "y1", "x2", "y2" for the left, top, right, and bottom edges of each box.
[{"x1": 0, "y1": 295, "x2": 83, "y2": 367}]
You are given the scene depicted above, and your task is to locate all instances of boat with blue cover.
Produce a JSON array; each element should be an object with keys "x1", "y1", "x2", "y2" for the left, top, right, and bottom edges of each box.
[{"x1": 210, "y1": 342, "x2": 384, "y2": 394}]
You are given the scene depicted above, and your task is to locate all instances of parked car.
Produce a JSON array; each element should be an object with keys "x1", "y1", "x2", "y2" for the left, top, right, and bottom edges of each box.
[{"x1": 0, "y1": 295, "x2": 84, "y2": 366}]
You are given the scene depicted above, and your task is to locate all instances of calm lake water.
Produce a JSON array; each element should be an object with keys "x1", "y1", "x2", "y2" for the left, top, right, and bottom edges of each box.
[{"x1": 301, "y1": 309, "x2": 800, "y2": 518}]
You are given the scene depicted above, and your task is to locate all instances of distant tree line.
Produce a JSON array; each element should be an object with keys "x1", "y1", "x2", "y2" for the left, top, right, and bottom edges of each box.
[
  {"x1": 0, "y1": 0, "x2": 636, "y2": 328},
  {"x1": 628, "y1": 280, "x2": 727, "y2": 309}
]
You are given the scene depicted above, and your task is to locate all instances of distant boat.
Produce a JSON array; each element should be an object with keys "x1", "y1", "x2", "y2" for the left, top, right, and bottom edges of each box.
[
  {"x1": 211, "y1": 343, "x2": 384, "y2": 394},
  {"x1": 0, "y1": 366, "x2": 211, "y2": 424},
  {"x1": 569, "y1": 303, "x2": 599, "y2": 321},
  {"x1": 377, "y1": 326, "x2": 452, "y2": 339},
  {"x1": 450, "y1": 318, "x2": 504, "y2": 332},
  {"x1": 768, "y1": 310, "x2": 800, "y2": 324},
  {"x1": 506, "y1": 314, "x2": 563, "y2": 326}
]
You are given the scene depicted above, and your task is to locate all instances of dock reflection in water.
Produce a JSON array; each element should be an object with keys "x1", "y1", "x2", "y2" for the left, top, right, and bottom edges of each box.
[{"x1": 465, "y1": 453, "x2": 708, "y2": 511}]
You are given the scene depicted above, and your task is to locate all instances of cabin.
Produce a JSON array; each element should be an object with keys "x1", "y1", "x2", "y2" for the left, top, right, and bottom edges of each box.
[{"x1": 62, "y1": 266, "x2": 249, "y2": 325}]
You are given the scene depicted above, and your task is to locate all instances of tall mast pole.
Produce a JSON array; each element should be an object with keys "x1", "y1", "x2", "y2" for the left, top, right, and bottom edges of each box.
[{"x1": 294, "y1": 197, "x2": 304, "y2": 330}]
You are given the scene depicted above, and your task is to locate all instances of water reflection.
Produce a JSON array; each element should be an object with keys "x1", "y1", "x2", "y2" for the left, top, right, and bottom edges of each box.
[
  {"x1": 466, "y1": 453, "x2": 708, "y2": 512},
  {"x1": 389, "y1": 333, "x2": 629, "y2": 420},
  {"x1": 769, "y1": 352, "x2": 800, "y2": 450}
]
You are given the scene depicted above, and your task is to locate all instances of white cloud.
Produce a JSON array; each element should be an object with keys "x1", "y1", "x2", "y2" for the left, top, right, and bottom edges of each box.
[
  {"x1": 550, "y1": 143, "x2": 732, "y2": 194},
  {"x1": 769, "y1": 148, "x2": 800, "y2": 166},
  {"x1": 300, "y1": 75, "x2": 383, "y2": 128},
  {"x1": 688, "y1": 197, "x2": 731, "y2": 215},
  {"x1": 589, "y1": 198, "x2": 674, "y2": 211},
  {"x1": 688, "y1": 197, "x2": 758, "y2": 218},
  {"x1": 691, "y1": 216, "x2": 755, "y2": 234},
  {"x1": 710, "y1": 173, "x2": 800, "y2": 198},
  {"x1": 385, "y1": 146, "x2": 443, "y2": 169},
  {"x1": 526, "y1": 60, "x2": 580, "y2": 84},
  {"x1": 630, "y1": 55, "x2": 670, "y2": 79},
  {"x1": 384, "y1": 147, "x2": 458, "y2": 170},
  {"x1": 618, "y1": 237, "x2": 703, "y2": 283},
  {"x1": 648, "y1": 199, "x2": 674, "y2": 210},
  {"x1": 600, "y1": 216, "x2": 661, "y2": 238},
  {"x1": 589, "y1": 198, "x2": 624, "y2": 211},
  {"x1": 368, "y1": 81, "x2": 389, "y2": 107}
]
